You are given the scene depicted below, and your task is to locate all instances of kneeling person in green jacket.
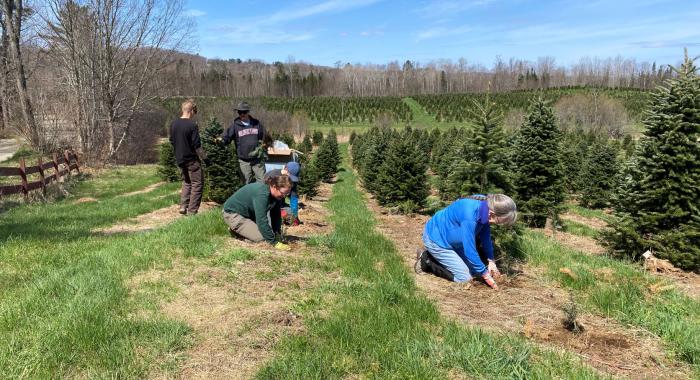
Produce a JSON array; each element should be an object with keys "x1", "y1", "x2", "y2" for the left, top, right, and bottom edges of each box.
[{"x1": 223, "y1": 175, "x2": 292, "y2": 250}]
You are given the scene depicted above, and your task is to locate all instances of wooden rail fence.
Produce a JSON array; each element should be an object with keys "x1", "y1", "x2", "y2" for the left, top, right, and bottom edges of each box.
[{"x1": 0, "y1": 150, "x2": 80, "y2": 200}]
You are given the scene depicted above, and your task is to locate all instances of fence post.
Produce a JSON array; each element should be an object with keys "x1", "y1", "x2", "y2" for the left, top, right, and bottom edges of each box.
[
  {"x1": 19, "y1": 158, "x2": 28, "y2": 202},
  {"x1": 52, "y1": 152, "x2": 60, "y2": 180},
  {"x1": 37, "y1": 156, "x2": 46, "y2": 196},
  {"x1": 63, "y1": 150, "x2": 71, "y2": 177},
  {"x1": 72, "y1": 149, "x2": 80, "y2": 174}
]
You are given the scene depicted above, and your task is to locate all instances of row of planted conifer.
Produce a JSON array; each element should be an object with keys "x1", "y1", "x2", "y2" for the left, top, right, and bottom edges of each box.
[{"x1": 351, "y1": 53, "x2": 698, "y2": 271}]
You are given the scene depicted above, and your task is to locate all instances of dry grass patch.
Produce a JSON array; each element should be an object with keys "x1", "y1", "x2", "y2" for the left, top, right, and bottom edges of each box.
[{"x1": 95, "y1": 202, "x2": 218, "y2": 235}]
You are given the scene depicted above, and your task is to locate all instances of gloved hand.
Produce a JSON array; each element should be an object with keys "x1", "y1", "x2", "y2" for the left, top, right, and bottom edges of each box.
[
  {"x1": 482, "y1": 272, "x2": 499, "y2": 290},
  {"x1": 274, "y1": 242, "x2": 291, "y2": 251},
  {"x1": 487, "y1": 260, "x2": 501, "y2": 276},
  {"x1": 292, "y1": 217, "x2": 301, "y2": 226}
]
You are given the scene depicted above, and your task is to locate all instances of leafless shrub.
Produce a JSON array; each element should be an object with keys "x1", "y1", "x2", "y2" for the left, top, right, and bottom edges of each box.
[{"x1": 555, "y1": 93, "x2": 630, "y2": 138}]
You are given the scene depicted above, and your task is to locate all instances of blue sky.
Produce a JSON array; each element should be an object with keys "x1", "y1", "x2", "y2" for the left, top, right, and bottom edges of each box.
[{"x1": 186, "y1": 0, "x2": 700, "y2": 67}]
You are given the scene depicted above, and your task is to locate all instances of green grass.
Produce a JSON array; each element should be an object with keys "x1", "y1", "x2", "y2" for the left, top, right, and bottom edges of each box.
[
  {"x1": 308, "y1": 97, "x2": 471, "y2": 135},
  {"x1": 258, "y1": 146, "x2": 601, "y2": 379},
  {"x1": 562, "y1": 219, "x2": 600, "y2": 238},
  {"x1": 0, "y1": 165, "x2": 237, "y2": 378},
  {"x1": 524, "y1": 230, "x2": 700, "y2": 372},
  {"x1": 566, "y1": 203, "x2": 615, "y2": 224}
]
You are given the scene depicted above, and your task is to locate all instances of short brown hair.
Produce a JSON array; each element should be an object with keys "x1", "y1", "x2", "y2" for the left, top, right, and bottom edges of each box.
[
  {"x1": 265, "y1": 174, "x2": 292, "y2": 189},
  {"x1": 181, "y1": 99, "x2": 197, "y2": 115}
]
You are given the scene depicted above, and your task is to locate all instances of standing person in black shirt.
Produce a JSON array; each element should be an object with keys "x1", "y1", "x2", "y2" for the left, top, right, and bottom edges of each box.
[
  {"x1": 221, "y1": 101, "x2": 266, "y2": 184},
  {"x1": 170, "y1": 99, "x2": 206, "y2": 215}
]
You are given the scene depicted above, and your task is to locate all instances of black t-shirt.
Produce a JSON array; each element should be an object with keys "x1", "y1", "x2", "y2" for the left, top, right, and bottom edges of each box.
[{"x1": 169, "y1": 118, "x2": 201, "y2": 165}]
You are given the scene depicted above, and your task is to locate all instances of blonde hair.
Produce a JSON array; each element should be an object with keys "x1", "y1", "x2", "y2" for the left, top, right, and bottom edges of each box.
[
  {"x1": 465, "y1": 194, "x2": 518, "y2": 226},
  {"x1": 181, "y1": 99, "x2": 197, "y2": 115}
]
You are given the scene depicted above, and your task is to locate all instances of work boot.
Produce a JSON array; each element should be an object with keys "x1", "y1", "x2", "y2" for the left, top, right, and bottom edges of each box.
[{"x1": 414, "y1": 248, "x2": 427, "y2": 274}]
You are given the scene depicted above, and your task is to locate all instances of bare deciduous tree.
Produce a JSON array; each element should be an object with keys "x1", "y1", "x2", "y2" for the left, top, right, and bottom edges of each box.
[
  {"x1": 41, "y1": 0, "x2": 194, "y2": 162},
  {"x1": 1, "y1": 0, "x2": 40, "y2": 147}
]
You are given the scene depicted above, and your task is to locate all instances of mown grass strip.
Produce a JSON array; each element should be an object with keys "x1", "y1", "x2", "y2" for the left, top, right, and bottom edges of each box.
[
  {"x1": 0, "y1": 165, "x2": 229, "y2": 378},
  {"x1": 258, "y1": 147, "x2": 600, "y2": 379},
  {"x1": 562, "y1": 219, "x2": 600, "y2": 238},
  {"x1": 524, "y1": 230, "x2": 700, "y2": 372},
  {"x1": 566, "y1": 204, "x2": 615, "y2": 224}
]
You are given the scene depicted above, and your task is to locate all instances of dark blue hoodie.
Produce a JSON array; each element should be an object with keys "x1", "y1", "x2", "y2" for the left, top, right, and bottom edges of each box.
[{"x1": 223, "y1": 116, "x2": 265, "y2": 161}]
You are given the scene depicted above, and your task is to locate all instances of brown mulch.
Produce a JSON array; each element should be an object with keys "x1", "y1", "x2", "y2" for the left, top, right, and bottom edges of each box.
[
  {"x1": 118, "y1": 181, "x2": 166, "y2": 197},
  {"x1": 540, "y1": 228, "x2": 607, "y2": 255},
  {"x1": 560, "y1": 211, "x2": 609, "y2": 230},
  {"x1": 134, "y1": 182, "x2": 336, "y2": 379},
  {"x1": 94, "y1": 202, "x2": 218, "y2": 235},
  {"x1": 364, "y1": 195, "x2": 695, "y2": 379},
  {"x1": 73, "y1": 197, "x2": 98, "y2": 204}
]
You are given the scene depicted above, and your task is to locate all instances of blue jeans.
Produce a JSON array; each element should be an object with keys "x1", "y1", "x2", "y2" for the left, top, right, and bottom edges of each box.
[{"x1": 422, "y1": 230, "x2": 473, "y2": 283}]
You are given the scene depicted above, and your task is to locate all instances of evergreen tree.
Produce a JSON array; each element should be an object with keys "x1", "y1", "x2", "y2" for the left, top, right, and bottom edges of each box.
[
  {"x1": 201, "y1": 118, "x2": 242, "y2": 203},
  {"x1": 560, "y1": 131, "x2": 589, "y2": 193},
  {"x1": 374, "y1": 129, "x2": 429, "y2": 212},
  {"x1": 312, "y1": 130, "x2": 324, "y2": 145},
  {"x1": 298, "y1": 134, "x2": 313, "y2": 154},
  {"x1": 579, "y1": 140, "x2": 618, "y2": 208},
  {"x1": 297, "y1": 155, "x2": 321, "y2": 198},
  {"x1": 359, "y1": 127, "x2": 392, "y2": 194},
  {"x1": 349, "y1": 130, "x2": 357, "y2": 145},
  {"x1": 603, "y1": 52, "x2": 700, "y2": 271},
  {"x1": 157, "y1": 141, "x2": 180, "y2": 182},
  {"x1": 314, "y1": 129, "x2": 341, "y2": 182},
  {"x1": 512, "y1": 98, "x2": 565, "y2": 227},
  {"x1": 326, "y1": 129, "x2": 341, "y2": 172},
  {"x1": 444, "y1": 96, "x2": 512, "y2": 198}
]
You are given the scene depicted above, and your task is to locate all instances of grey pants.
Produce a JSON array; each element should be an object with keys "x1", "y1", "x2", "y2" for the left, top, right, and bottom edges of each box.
[
  {"x1": 180, "y1": 159, "x2": 204, "y2": 214},
  {"x1": 223, "y1": 211, "x2": 264, "y2": 242},
  {"x1": 239, "y1": 159, "x2": 265, "y2": 184}
]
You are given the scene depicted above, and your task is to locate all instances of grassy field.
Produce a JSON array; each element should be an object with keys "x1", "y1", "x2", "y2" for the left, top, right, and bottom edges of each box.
[
  {"x1": 309, "y1": 97, "x2": 471, "y2": 134},
  {"x1": 259, "y1": 147, "x2": 600, "y2": 379},
  {"x1": 2, "y1": 149, "x2": 696, "y2": 378},
  {"x1": 0, "y1": 166, "x2": 228, "y2": 378}
]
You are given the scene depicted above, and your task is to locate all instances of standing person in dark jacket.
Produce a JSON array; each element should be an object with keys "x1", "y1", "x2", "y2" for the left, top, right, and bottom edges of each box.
[
  {"x1": 222, "y1": 101, "x2": 266, "y2": 184},
  {"x1": 222, "y1": 175, "x2": 292, "y2": 251},
  {"x1": 170, "y1": 99, "x2": 206, "y2": 216}
]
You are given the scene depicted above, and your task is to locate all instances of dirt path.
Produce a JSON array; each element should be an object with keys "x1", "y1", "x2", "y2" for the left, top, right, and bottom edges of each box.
[
  {"x1": 137, "y1": 183, "x2": 334, "y2": 379},
  {"x1": 540, "y1": 228, "x2": 607, "y2": 255},
  {"x1": 118, "y1": 182, "x2": 166, "y2": 197},
  {"x1": 364, "y1": 194, "x2": 695, "y2": 379},
  {"x1": 0, "y1": 139, "x2": 20, "y2": 162},
  {"x1": 561, "y1": 211, "x2": 609, "y2": 230},
  {"x1": 94, "y1": 202, "x2": 219, "y2": 235}
]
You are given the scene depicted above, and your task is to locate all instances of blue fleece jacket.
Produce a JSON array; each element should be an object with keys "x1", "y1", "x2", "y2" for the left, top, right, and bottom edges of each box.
[{"x1": 424, "y1": 198, "x2": 495, "y2": 275}]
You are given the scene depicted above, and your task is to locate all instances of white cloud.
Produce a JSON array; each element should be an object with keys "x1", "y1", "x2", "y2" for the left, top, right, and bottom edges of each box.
[
  {"x1": 205, "y1": 0, "x2": 382, "y2": 46},
  {"x1": 416, "y1": 25, "x2": 472, "y2": 41},
  {"x1": 211, "y1": 24, "x2": 314, "y2": 45},
  {"x1": 415, "y1": 0, "x2": 494, "y2": 18},
  {"x1": 185, "y1": 9, "x2": 206, "y2": 17},
  {"x1": 263, "y1": 0, "x2": 382, "y2": 25}
]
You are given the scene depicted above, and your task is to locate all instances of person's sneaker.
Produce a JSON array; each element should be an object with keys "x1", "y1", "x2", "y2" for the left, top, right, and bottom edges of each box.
[{"x1": 415, "y1": 248, "x2": 427, "y2": 274}]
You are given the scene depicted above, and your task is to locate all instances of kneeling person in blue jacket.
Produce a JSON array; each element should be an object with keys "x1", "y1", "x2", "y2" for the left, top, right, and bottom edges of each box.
[{"x1": 417, "y1": 194, "x2": 517, "y2": 290}]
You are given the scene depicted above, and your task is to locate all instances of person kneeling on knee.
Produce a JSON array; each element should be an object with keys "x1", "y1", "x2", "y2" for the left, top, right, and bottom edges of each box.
[
  {"x1": 417, "y1": 194, "x2": 517, "y2": 290},
  {"x1": 222, "y1": 174, "x2": 293, "y2": 251}
]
